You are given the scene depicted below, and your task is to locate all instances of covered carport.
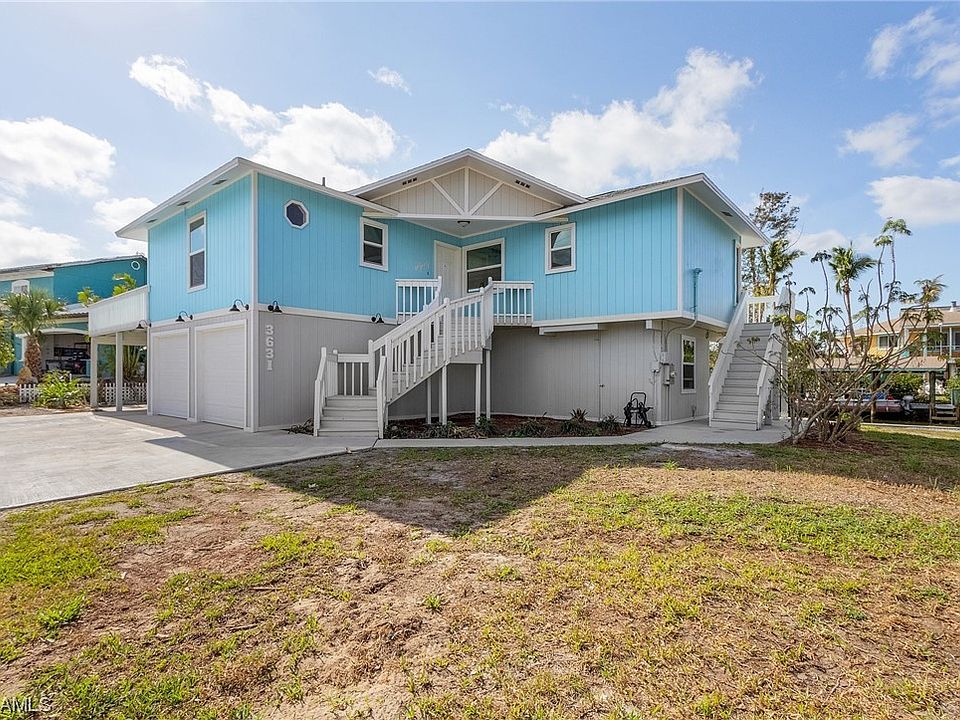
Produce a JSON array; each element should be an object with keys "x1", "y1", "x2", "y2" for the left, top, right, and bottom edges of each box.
[{"x1": 86, "y1": 285, "x2": 149, "y2": 412}]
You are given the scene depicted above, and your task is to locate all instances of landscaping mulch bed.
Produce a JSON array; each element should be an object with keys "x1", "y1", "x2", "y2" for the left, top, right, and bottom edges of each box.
[{"x1": 385, "y1": 412, "x2": 646, "y2": 439}]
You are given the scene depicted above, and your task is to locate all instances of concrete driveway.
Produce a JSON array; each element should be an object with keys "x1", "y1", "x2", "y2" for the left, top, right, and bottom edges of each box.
[{"x1": 0, "y1": 410, "x2": 376, "y2": 510}]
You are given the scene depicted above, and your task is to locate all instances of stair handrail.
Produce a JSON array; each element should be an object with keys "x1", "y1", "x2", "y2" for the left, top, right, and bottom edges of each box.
[
  {"x1": 374, "y1": 354, "x2": 387, "y2": 439},
  {"x1": 708, "y1": 290, "x2": 755, "y2": 421},
  {"x1": 755, "y1": 284, "x2": 793, "y2": 427},
  {"x1": 370, "y1": 276, "x2": 443, "y2": 359},
  {"x1": 312, "y1": 346, "x2": 328, "y2": 437}
]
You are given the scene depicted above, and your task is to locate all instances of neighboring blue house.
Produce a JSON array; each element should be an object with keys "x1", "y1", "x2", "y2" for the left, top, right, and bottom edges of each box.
[
  {"x1": 0, "y1": 255, "x2": 147, "y2": 377},
  {"x1": 111, "y1": 150, "x2": 768, "y2": 433}
]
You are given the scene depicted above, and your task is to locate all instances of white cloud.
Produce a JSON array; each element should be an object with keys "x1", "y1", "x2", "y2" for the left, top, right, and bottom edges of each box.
[
  {"x1": 868, "y1": 175, "x2": 960, "y2": 225},
  {"x1": 130, "y1": 56, "x2": 397, "y2": 188},
  {"x1": 129, "y1": 55, "x2": 203, "y2": 111},
  {"x1": 496, "y1": 103, "x2": 541, "y2": 129},
  {"x1": 205, "y1": 84, "x2": 279, "y2": 146},
  {"x1": 792, "y1": 229, "x2": 849, "y2": 254},
  {"x1": 253, "y1": 104, "x2": 397, "y2": 188},
  {"x1": 0, "y1": 220, "x2": 82, "y2": 267},
  {"x1": 0, "y1": 117, "x2": 115, "y2": 197},
  {"x1": 0, "y1": 196, "x2": 26, "y2": 218},
  {"x1": 867, "y1": 25, "x2": 906, "y2": 78},
  {"x1": 481, "y1": 48, "x2": 756, "y2": 194},
  {"x1": 92, "y1": 197, "x2": 156, "y2": 232},
  {"x1": 840, "y1": 113, "x2": 920, "y2": 167},
  {"x1": 866, "y1": 9, "x2": 960, "y2": 95},
  {"x1": 367, "y1": 67, "x2": 411, "y2": 95},
  {"x1": 940, "y1": 153, "x2": 960, "y2": 170},
  {"x1": 105, "y1": 237, "x2": 148, "y2": 257}
]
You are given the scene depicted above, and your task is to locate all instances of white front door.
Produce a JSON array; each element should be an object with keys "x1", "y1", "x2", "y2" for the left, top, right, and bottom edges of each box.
[
  {"x1": 196, "y1": 323, "x2": 247, "y2": 428},
  {"x1": 435, "y1": 241, "x2": 463, "y2": 300}
]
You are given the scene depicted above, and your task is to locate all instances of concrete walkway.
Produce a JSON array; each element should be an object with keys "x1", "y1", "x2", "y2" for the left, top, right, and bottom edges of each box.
[
  {"x1": 0, "y1": 410, "x2": 375, "y2": 510},
  {"x1": 375, "y1": 419, "x2": 790, "y2": 448}
]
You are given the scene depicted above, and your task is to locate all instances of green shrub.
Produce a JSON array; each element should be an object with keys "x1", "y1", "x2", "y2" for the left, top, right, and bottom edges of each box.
[
  {"x1": 885, "y1": 372, "x2": 923, "y2": 399},
  {"x1": 474, "y1": 415, "x2": 497, "y2": 436},
  {"x1": 511, "y1": 416, "x2": 548, "y2": 438},
  {"x1": 35, "y1": 371, "x2": 87, "y2": 408},
  {"x1": 560, "y1": 408, "x2": 594, "y2": 436},
  {"x1": 426, "y1": 422, "x2": 464, "y2": 439},
  {"x1": 598, "y1": 414, "x2": 622, "y2": 434}
]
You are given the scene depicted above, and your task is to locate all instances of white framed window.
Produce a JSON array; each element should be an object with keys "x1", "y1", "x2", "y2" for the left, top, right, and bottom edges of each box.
[
  {"x1": 187, "y1": 212, "x2": 206, "y2": 291},
  {"x1": 360, "y1": 219, "x2": 388, "y2": 271},
  {"x1": 545, "y1": 223, "x2": 575, "y2": 274},
  {"x1": 284, "y1": 200, "x2": 308, "y2": 228},
  {"x1": 877, "y1": 334, "x2": 900, "y2": 349},
  {"x1": 681, "y1": 336, "x2": 696, "y2": 393},
  {"x1": 464, "y1": 239, "x2": 503, "y2": 291},
  {"x1": 11, "y1": 279, "x2": 29, "y2": 294}
]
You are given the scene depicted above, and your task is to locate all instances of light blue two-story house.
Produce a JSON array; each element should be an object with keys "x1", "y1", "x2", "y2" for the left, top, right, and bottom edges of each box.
[
  {"x1": 105, "y1": 149, "x2": 774, "y2": 434},
  {"x1": 1, "y1": 255, "x2": 146, "y2": 377}
]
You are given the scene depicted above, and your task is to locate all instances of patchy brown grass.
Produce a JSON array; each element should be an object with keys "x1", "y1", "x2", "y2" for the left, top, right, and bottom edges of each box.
[{"x1": 1, "y1": 430, "x2": 959, "y2": 719}]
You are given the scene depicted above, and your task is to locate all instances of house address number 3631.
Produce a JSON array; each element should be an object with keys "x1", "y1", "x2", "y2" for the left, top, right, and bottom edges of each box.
[{"x1": 264, "y1": 323, "x2": 274, "y2": 371}]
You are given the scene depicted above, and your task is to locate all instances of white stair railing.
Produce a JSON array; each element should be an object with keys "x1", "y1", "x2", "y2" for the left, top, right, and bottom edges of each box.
[
  {"x1": 396, "y1": 278, "x2": 442, "y2": 323},
  {"x1": 708, "y1": 291, "x2": 754, "y2": 421},
  {"x1": 755, "y1": 285, "x2": 793, "y2": 427},
  {"x1": 312, "y1": 347, "x2": 328, "y2": 437},
  {"x1": 490, "y1": 281, "x2": 534, "y2": 325}
]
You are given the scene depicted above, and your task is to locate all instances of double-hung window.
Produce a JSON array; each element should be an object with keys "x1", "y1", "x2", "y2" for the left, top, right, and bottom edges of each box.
[
  {"x1": 681, "y1": 336, "x2": 696, "y2": 392},
  {"x1": 11, "y1": 280, "x2": 29, "y2": 294},
  {"x1": 877, "y1": 334, "x2": 899, "y2": 350},
  {"x1": 545, "y1": 223, "x2": 576, "y2": 273},
  {"x1": 361, "y1": 219, "x2": 388, "y2": 270},
  {"x1": 465, "y1": 240, "x2": 503, "y2": 291},
  {"x1": 188, "y1": 213, "x2": 206, "y2": 290}
]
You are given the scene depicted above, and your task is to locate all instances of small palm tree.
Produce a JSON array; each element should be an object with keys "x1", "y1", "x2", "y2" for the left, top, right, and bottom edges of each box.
[
  {"x1": 111, "y1": 272, "x2": 138, "y2": 296},
  {"x1": 1, "y1": 289, "x2": 64, "y2": 380},
  {"x1": 828, "y1": 246, "x2": 877, "y2": 345},
  {"x1": 874, "y1": 218, "x2": 911, "y2": 289},
  {"x1": 758, "y1": 238, "x2": 804, "y2": 295}
]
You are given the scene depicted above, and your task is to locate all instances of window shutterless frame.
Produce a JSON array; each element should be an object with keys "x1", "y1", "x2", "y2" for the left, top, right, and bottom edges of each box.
[
  {"x1": 463, "y1": 238, "x2": 504, "y2": 291},
  {"x1": 11, "y1": 279, "x2": 29, "y2": 294},
  {"x1": 360, "y1": 218, "x2": 389, "y2": 271},
  {"x1": 681, "y1": 335, "x2": 696, "y2": 393},
  {"x1": 545, "y1": 222, "x2": 576, "y2": 274},
  {"x1": 284, "y1": 200, "x2": 309, "y2": 228},
  {"x1": 187, "y1": 211, "x2": 206, "y2": 291}
]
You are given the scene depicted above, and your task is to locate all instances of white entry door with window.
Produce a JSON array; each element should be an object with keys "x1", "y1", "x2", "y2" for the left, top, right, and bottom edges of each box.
[{"x1": 435, "y1": 241, "x2": 463, "y2": 301}]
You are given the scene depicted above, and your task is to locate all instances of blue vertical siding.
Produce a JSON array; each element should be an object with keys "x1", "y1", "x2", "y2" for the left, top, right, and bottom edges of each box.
[
  {"x1": 257, "y1": 174, "x2": 457, "y2": 318},
  {"x1": 53, "y1": 258, "x2": 147, "y2": 303},
  {"x1": 148, "y1": 175, "x2": 251, "y2": 321},
  {"x1": 457, "y1": 189, "x2": 678, "y2": 323},
  {"x1": 682, "y1": 192, "x2": 738, "y2": 323}
]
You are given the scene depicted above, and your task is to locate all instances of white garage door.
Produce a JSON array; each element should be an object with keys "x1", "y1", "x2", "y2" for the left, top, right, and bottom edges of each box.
[
  {"x1": 152, "y1": 331, "x2": 189, "y2": 418},
  {"x1": 196, "y1": 323, "x2": 247, "y2": 428}
]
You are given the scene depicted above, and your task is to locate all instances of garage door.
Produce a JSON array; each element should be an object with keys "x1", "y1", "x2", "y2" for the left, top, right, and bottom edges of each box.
[
  {"x1": 196, "y1": 323, "x2": 246, "y2": 428},
  {"x1": 152, "y1": 331, "x2": 189, "y2": 418}
]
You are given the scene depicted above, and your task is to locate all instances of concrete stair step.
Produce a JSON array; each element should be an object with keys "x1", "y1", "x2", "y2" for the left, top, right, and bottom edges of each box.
[
  {"x1": 317, "y1": 418, "x2": 379, "y2": 432},
  {"x1": 709, "y1": 417, "x2": 760, "y2": 431}
]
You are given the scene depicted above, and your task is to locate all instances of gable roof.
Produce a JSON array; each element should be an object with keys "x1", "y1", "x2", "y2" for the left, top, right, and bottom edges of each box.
[
  {"x1": 350, "y1": 148, "x2": 587, "y2": 207},
  {"x1": 536, "y1": 173, "x2": 767, "y2": 248},
  {"x1": 116, "y1": 158, "x2": 397, "y2": 242}
]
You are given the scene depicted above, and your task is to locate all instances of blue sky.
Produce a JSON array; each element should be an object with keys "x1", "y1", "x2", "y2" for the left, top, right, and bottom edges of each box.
[{"x1": 1, "y1": 2, "x2": 958, "y2": 296}]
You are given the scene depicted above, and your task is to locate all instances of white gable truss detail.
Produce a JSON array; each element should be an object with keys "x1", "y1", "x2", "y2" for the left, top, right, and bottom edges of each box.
[{"x1": 372, "y1": 167, "x2": 562, "y2": 218}]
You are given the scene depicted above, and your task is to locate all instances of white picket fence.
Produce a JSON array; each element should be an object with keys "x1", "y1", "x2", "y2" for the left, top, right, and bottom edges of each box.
[{"x1": 15, "y1": 381, "x2": 147, "y2": 405}]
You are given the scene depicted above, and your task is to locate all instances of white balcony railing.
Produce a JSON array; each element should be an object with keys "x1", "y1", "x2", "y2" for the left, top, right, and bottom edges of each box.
[
  {"x1": 396, "y1": 278, "x2": 441, "y2": 323},
  {"x1": 87, "y1": 285, "x2": 149, "y2": 337}
]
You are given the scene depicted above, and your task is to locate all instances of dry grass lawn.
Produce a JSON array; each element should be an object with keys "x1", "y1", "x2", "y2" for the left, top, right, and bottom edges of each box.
[{"x1": 2, "y1": 429, "x2": 960, "y2": 719}]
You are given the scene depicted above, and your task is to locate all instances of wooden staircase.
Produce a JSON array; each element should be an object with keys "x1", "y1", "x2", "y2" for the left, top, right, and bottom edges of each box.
[
  {"x1": 313, "y1": 278, "x2": 498, "y2": 437},
  {"x1": 709, "y1": 287, "x2": 792, "y2": 431}
]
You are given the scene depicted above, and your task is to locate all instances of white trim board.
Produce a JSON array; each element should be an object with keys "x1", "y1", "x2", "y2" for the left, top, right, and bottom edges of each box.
[
  {"x1": 255, "y1": 304, "x2": 398, "y2": 326},
  {"x1": 534, "y1": 310, "x2": 730, "y2": 330}
]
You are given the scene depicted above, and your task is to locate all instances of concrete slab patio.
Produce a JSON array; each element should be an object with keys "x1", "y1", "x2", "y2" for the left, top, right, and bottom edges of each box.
[{"x1": 0, "y1": 410, "x2": 376, "y2": 510}]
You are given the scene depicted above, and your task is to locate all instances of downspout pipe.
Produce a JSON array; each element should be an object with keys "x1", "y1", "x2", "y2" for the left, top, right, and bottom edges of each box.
[{"x1": 660, "y1": 268, "x2": 702, "y2": 423}]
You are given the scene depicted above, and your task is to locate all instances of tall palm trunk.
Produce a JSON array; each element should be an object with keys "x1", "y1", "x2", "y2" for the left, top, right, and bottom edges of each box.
[
  {"x1": 24, "y1": 335, "x2": 42, "y2": 380},
  {"x1": 842, "y1": 284, "x2": 856, "y2": 347}
]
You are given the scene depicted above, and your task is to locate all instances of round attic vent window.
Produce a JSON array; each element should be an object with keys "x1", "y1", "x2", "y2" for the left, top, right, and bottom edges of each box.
[
  {"x1": 285, "y1": 200, "x2": 308, "y2": 228},
  {"x1": 131, "y1": 260, "x2": 141, "y2": 270}
]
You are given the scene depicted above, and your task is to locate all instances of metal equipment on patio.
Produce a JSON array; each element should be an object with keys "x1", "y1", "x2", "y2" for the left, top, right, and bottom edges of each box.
[{"x1": 624, "y1": 391, "x2": 654, "y2": 429}]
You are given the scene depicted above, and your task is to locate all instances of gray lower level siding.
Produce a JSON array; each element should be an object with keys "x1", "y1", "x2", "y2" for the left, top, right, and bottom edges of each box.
[{"x1": 256, "y1": 312, "x2": 716, "y2": 430}]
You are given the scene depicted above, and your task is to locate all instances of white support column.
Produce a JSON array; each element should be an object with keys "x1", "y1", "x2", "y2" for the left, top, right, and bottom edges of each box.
[
  {"x1": 485, "y1": 348, "x2": 491, "y2": 419},
  {"x1": 89, "y1": 337, "x2": 98, "y2": 409},
  {"x1": 440, "y1": 365, "x2": 448, "y2": 425},
  {"x1": 114, "y1": 332, "x2": 123, "y2": 412},
  {"x1": 475, "y1": 363, "x2": 481, "y2": 422},
  {"x1": 426, "y1": 375, "x2": 432, "y2": 424}
]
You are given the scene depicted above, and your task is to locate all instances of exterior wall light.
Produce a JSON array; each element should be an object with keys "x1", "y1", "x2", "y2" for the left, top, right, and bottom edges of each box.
[
  {"x1": 175, "y1": 311, "x2": 193, "y2": 323},
  {"x1": 267, "y1": 301, "x2": 283, "y2": 313},
  {"x1": 371, "y1": 313, "x2": 384, "y2": 323},
  {"x1": 229, "y1": 299, "x2": 249, "y2": 312},
  {"x1": 457, "y1": 220, "x2": 471, "y2": 228}
]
